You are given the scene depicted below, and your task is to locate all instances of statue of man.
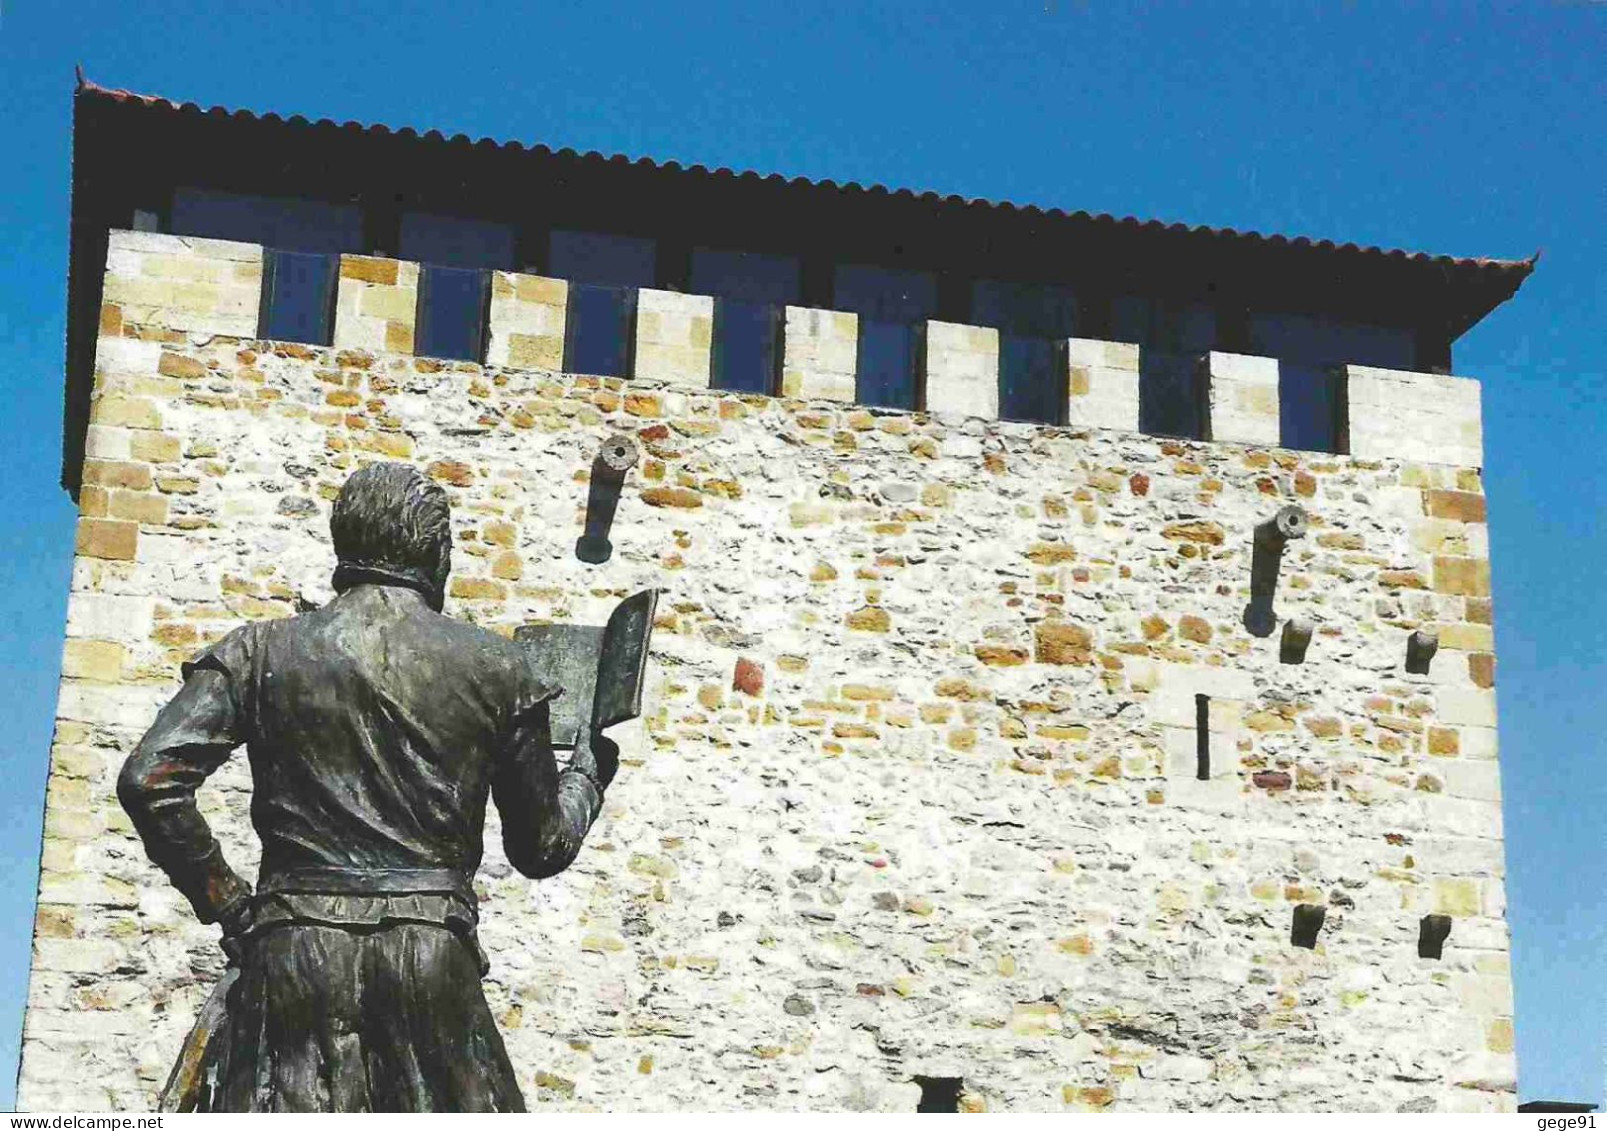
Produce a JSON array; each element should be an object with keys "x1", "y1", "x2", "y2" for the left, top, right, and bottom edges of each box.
[{"x1": 118, "y1": 461, "x2": 610, "y2": 1112}]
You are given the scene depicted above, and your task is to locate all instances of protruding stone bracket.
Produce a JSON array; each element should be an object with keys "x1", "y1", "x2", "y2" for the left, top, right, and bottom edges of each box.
[
  {"x1": 1290, "y1": 902, "x2": 1327, "y2": 949},
  {"x1": 575, "y1": 433, "x2": 641, "y2": 564},
  {"x1": 1405, "y1": 628, "x2": 1440, "y2": 675},
  {"x1": 1243, "y1": 505, "x2": 1309, "y2": 637},
  {"x1": 1418, "y1": 913, "x2": 1452, "y2": 959},
  {"x1": 1279, "y1": 616, "x2": 1314, "y2": 665}
]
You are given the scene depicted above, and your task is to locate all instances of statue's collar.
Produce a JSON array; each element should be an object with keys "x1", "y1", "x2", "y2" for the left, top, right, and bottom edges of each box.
[{"x1": 331, "y1": 563, "x2": 444, "y2": 612}]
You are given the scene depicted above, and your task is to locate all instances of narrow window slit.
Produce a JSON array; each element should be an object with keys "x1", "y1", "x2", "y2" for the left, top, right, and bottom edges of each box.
[
  {"x1": 1291, "y1": 903, "x2": 1327, "y2": 949},
  {"x1": 1195, "y1": 693, "x2": 1210, "y2": 780},
  {"x1": 914, "y1": 1076, "x2": 964, "y2": 1113}
]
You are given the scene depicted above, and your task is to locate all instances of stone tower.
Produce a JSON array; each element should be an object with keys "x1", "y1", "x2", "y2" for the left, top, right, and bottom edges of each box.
[{"x1": 19, "y1": 79, "x2": 1530, "y2": 1112}]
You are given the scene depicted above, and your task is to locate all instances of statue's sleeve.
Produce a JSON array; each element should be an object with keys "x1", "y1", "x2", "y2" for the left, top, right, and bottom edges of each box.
[
  {"x1": 116, "y1": 625, "x2": 255, "y2": 925},
  {"x1": 491, "y1": 679, "x2": 604, "y2": 880}
]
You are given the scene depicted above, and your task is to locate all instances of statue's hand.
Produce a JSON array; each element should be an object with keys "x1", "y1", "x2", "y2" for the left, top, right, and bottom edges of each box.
[
  {"x1": 590, "y1": 732, "x2": 620, "y2": 790},
  {"x1": 217, "y1": 897, "x2": 254, "y2": 966},
  {"x1": 566, "y1": 731, "x2": 619, "y2": 791}
]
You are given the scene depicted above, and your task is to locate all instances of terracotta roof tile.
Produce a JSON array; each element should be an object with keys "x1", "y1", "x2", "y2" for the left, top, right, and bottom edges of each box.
[{"x1": 74, "y1": 74, "x2": 1535, "y2": 279}]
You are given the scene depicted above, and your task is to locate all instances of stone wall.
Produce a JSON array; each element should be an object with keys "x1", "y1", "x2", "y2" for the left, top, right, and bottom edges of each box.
[{"x1": 20, "y1": 233, "x2": 1514, "y2": 1112}]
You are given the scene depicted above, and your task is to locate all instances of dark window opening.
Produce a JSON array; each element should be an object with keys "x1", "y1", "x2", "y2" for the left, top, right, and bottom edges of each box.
[
  {"x1": 550, "y1": 230, "x2": 657, "y2": 288},
  {"x1": 172, "y1": 188, "x2": 363, "y2": 347},
  {"x1": 1277, "y1": 362, "x2": 1346, "y2": 453},
  {"x1": 400, "y1": 212, "x2": 516, "y2": 271},
  {"x1": 1195, "y1": 694, "x2": 1210, "y2": 781},
  {"x1": 1291, "y1": 903, "x2": 1327, "y2": 949},
  {"x1": 711, "y1": 300, "x2": 781, "y2": 393},
  {"x1": 691, "y1": 249, "x2": 800, "y2": 394},
  {"x1": 834, "y1": 263, "x2": 938, "y2": 410},
  {"x1": 1115, "y1": 297, "x2": 1214, "y2": 440},
  {"x1": 914, "y1": 1076, "x2": 964, "y2": 1113},
  {"x1": 551, "y1": 231, "x2": 657, "y2": 377},
  {"x1": 415, "y1": 266, "x2": 490, "y2": 362},
  {"x1": 400, "y1": 213, "x2": 514, "y2": 363},
  {"x1": 564, "y1": 285, "x2": 638, "y2": 377},
  {"x1": 973, "y1": 279, "x2": 1076, "y2": 424},
  {"x1": 1249, "y1": 313, "x2": 1414, "y2": 453},
  {"x1": 260, "y1": 251, "x2": 338, "y2": 345},
  {"x1": 172, "y1": 188, "x2": 364, "y2": 254},
  {"x1": 1415, "y1": 327, "x2": 1453, "y2": 375},
  {"x1": 1138, "y1": 352, "x2": 1207, "y2": 439}
]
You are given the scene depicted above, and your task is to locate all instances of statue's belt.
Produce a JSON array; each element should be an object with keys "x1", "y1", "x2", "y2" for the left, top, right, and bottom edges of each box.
[{"x1": 257, "y1": 866, "x2": 474, "y2": 905}]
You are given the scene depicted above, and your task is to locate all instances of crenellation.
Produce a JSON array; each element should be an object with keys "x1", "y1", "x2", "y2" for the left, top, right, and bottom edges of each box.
[
  {"x1": 333, "y1": 254, "x2": 419, "y2": 356},
  {"x1": 100, "y1": 231, "x2": 261, "y2": 342},
  {"x1": 1347, "y1": 366, "x2": 1483, "y2": 469},
  {"x1": 1064, "y1": 337, "x2": 1141, "y2": 432},
  {"x1": 923, "y1": 320, "x2": 999, "y2": 419},
  {"x1": 1206, "y1": 351, "x2": 1281, "y2": 446},
  {"x1": 634, "y1": 288, "x2": 715, "y2": 388},
  {"x1": 486, "y1": 271, "x2": 568, "y2": 370},
  {"x1": 781, "y1": 305, "x2": 857, "y2": 401},
  {"x1": 91, "y1": 234, "x2": 1495, "y2": 468}
]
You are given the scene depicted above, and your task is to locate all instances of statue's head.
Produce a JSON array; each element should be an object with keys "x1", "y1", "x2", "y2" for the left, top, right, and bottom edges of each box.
[{"x1": 330, "y1": 462, "x2": 452, "y2": 611}]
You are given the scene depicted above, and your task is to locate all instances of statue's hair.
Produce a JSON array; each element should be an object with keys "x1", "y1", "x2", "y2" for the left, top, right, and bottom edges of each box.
[{"x1": 329, "y1": 462, "x2": 452, "y2": 610}]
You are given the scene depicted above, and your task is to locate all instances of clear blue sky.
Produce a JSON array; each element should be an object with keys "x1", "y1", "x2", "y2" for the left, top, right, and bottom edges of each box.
[{"x1": 0, "y1": 1, "x2": 1601, "y2": 1110}]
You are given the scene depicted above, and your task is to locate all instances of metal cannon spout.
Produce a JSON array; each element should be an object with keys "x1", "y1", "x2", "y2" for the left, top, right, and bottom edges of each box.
[
  {"x1": 575, "y1": 433, "x2": 641, "y2": 564},
  {"x1": 1255, "y1": 504, "x2": 1309, "y2": 553},
  {"x1": 1243, "y1": 504, "x2": 1308, "y2": 638}
]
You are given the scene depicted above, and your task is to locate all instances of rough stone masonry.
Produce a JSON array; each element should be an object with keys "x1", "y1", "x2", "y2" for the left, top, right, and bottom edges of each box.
[{"x1": 20, "y1": 232, "x2": 1512, "y2": 1112}]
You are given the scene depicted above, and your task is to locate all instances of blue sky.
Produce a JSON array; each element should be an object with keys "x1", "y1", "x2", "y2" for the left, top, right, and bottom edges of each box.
[{"x1": 0, "y1": 0, "x2": 1601, "y2": 1110}]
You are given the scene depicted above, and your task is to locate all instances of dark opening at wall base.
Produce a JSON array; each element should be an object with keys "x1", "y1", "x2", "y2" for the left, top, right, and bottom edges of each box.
[{"x1": 914, "y1": 1076, "x2": 964, "y2": 1113}]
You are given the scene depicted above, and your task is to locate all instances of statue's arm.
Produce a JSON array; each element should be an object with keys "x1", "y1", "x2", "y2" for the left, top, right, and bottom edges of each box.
[
  {"x1": 492, "y1": 697, "x2": 604, "y2": 880},
  {"x1": 116, "y1": 668, "x2": 252, "y2": 926}
]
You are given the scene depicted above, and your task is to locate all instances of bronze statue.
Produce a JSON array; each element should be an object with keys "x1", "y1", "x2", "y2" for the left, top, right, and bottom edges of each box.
[{"x1": 118, "y1": 461, "x2": 647, "y2": 1112}]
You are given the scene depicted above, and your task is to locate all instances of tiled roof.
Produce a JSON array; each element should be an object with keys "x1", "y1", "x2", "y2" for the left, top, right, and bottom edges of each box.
[{"x1": 75, "y1": 74, "x2": 1537, "y2": 280}]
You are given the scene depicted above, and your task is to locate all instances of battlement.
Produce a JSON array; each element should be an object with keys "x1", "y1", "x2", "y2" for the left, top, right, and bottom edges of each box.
[{"x1": 96, "y1": 231, "x2": 1484, "y2": 470}]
